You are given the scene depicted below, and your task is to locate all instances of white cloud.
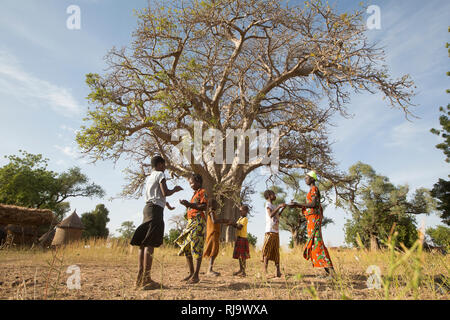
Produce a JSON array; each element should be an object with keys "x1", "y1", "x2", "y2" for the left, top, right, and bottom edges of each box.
[
  {"x1": 368, "y1": 1, "x2": 450, "y2": 86},
  {"x1": 0, "y1": 50, "x2": 82, "y2": 116},
  {"x1": 329, "y1": 93, "x2": 399, "y2": 152},
  {"x1": 384, "y1": 120, "x2": 437, "y2": 151},
  {"x1": 54, "y1": 145, "x2": 79, "y2": 158},
  {"x1": 55, "y1": 159, "x2": 68, "y2": 166},
  {"x1": 60, "y1": 124, "x2": 77, "y2": 133}
]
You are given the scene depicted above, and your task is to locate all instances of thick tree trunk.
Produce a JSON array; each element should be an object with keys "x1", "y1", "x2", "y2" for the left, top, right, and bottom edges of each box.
[
  {"x1": 370, "y1": 233, "x2": 379, "y2": 251},
  {"x1": 291, "y1": 229, "x2": 299, "y2": 247},
  {"x1": 216, "y1": 179, "x2": 245, "y2": 243},
  {"x1": 220, "y1": 197, "x2": 239, "y2": 242},
  {"x1": 202, "y1": 171, "x2": 245, "y2": 243}
]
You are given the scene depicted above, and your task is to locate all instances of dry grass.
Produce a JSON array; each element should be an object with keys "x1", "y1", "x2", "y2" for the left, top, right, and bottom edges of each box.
[{"x1": 0, "y1": 238, "x2": 448, "y2": 300}]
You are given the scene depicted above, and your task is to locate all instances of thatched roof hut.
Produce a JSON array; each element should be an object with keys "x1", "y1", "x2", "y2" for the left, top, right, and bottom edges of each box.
[
  {"x1": 0, "y1": 204, "x2": 55, "y2": 226},
  {"x1": 0, "y1": 226, "x2": 6, "y2": 245},
  {"x1": 58, "y1": 210, "x2": 84, "y2": 229},
  {"x1": 38, "y1": 227, "x2": 56, "y2": 247},
  {"x1": 5, "y1": 225, "x2": 39, "y2": 246},
  {"x1": 51, "y1": 210, "x2": 84, "y2": 245}
]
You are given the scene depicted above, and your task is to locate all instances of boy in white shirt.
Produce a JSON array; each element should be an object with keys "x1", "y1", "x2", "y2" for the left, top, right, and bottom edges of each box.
[
  {"x1": 130, "y1": 156, "x2": 183, "y2": 289},
  {"x1": 262, "y1": 190, "x2": 286, "y2": 278}
]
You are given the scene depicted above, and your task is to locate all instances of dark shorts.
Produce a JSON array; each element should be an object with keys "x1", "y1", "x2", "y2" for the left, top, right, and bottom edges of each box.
[{"x1": 130, "y1": 203, "x2": 164, "y2": 248}]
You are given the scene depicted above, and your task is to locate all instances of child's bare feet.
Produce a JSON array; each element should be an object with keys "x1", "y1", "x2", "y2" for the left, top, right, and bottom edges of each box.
[
  {"x1": 233, "y1": 270, "x2": 243, "y2": 276},
  {"x1": 276, "y1": 265, "x2": 282, "y2": 278},
  {"x1": 182, "y1": 274, "x2": 193, "y2": 282},
  {"x1": 187, "y1": 276, "x2": 200, "y2": 284},
  {"x1": 143, "y1": 280, "x2": 160, "y2": 290},
  {"x1": 207, "y1": 270, "x2": 221, "y2": 277},
  {"x1": 135, "y1": 270, "x2": 143, "y2": 288},
  {"x1": 141, "y1": 273, "x2": 152, "y2": 287}
]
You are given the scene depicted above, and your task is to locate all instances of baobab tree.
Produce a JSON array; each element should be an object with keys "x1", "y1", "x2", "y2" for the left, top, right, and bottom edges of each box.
[{"x1": 77, "y1": 0, "x2": 415, "y2": 241}]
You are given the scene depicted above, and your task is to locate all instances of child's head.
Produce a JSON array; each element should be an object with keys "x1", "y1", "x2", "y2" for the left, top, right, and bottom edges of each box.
[
  {"x1": 239, "y1": 205, "x2": 249, "y2": 217},
  {"x1": 305, "y1": 170, "x2": 317, "y2": 186},
  {"x1": 263, "y1": 190, "x2": 276, "y2": 201},
  {"x1": 151, "y1": 155, "x2": 166, "y2": 171},
  {"x1": 208, "y1": 198, "x2": 218, "y2": 212},
  {"x1": 189, "y1": 173, "x2": 203, "y2": 190}
]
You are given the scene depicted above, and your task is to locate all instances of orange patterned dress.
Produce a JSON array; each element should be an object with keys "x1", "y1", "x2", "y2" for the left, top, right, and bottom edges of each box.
[{"x1": 302, "y1": 186, "x2": 333, "y2": 268}]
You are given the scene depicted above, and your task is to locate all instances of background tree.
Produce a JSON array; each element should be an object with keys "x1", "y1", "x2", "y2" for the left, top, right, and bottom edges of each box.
[
  {"x1": 329, "y1": 162, "x2": 435, "y2": 250},
  {"x1": 247, "y1": 232, "x2": 257, "y2": 247},
  {"x1": 0, "y1": 150, "x2": 105, "y2": 221},
  {"x1": 116, "y1": 221, "x2": 136, "y2": 240},
  {"x1": 76, "y1": 0, "x2": 415, "y2": 242},
  {"x1": 81, "y1": 204, "x2": 110, "y2": 239},
  {"x1": 430, "y1": 27, "x2": 450, "y2": 225},
  {"x1": 431, "y1": 179, "x2": 450, "y2": 226},
  {"x1": 169, "y1": 213, "x2": 188, "y2": 232},
  {"x1": 426, "y1": 225, "x2": 450, "y2": 251},
  {"x1": 163, "y1": 228, "x2": 182, "y2": 247}
]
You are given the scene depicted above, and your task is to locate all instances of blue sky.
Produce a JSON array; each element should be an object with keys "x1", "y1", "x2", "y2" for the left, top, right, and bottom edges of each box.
[{"x1": 0, "y1": 0, "x2": 448, "y2": 248}]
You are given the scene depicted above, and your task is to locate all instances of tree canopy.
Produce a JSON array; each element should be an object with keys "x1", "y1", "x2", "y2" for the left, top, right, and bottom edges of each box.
[
  {"x1": 76, "y1": 0, "x2": 416, "y2": 241},
  {"x1": 430, "y1": 27, "x2": 450, "y2": 225},
  {"x1": 431, "y1": 179, "x2": 450, "y2": 226},
  {"x1": 81, "y1": 204, "x2": 110, "y2": 239},
  {"x1": 328, "y1": 162, "x2": 435, "y2": 250},
  {"x1": 426, "y1": 225, "x2": 450, "y2": 251},
  {"x1": 116, "y1": 221, "x2": 136, "y2": 239},
  {"x1": 0, "y1": 151, "x2": 105, "y2": 221}
]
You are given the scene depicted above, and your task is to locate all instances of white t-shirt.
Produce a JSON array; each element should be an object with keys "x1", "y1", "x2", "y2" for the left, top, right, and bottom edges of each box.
[
  {"x1": 265, "y1": 202, "x2": 279, "y2": 233},
  {"x1": 145, "y1": 170, "x2": 166, "y2": 208}
]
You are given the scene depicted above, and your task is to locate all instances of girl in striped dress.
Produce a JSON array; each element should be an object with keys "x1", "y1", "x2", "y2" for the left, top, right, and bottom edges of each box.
[{"x1": 262, "y1": 190, "x2": 287, "y2": 278}]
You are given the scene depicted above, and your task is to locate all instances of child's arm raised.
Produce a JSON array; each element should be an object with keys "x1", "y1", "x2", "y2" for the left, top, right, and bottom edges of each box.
[
  {"x1": 301, "y1": 192, "x2": 320, "y2": 209},
  {"x1": 289, "y1": 192, "x2": 320, "y2": 210},
  {"x1": 160, "y1": 179, "x2": 183, "y2": 197},
  {"x1": 180, "y1": 199, "x2": 207, "y2": 211},
  {"x1": 267, "y1": 204, "x2": 287, "y2": 218},
  {"x1": 166, "y1": 202, "x2": 175, "y2": 211},
  {"x1": 279, "y1": 204, "x2": 287, "y2": 216}
]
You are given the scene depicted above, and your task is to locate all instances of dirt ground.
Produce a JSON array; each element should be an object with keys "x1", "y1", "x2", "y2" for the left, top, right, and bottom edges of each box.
[{"x1": 0, "y1": 244, "x2": 448, "y2": 300}]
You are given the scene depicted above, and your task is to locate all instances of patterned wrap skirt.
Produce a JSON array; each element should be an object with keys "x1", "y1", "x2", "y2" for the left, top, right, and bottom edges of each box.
[
  {"x1": 130, "y1": 203, "x2": 164, "y2": 248},
  {"x1": 233, "y1": 237, "x2": 250, "y2": 260},
  {"x1": 303, "y1": 213, "x2": 333, "y2": 268},
  {"x1": 175, "y1": 215, "x2": 206, "y2": 259},
  {"x1": 262, "y1": 232, "x2": 280, "y2": 264}
]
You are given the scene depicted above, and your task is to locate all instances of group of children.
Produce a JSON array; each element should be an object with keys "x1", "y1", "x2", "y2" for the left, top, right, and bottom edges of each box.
[{"x1": 131, "y1": 156, "x2": 334, "y2": 290}]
